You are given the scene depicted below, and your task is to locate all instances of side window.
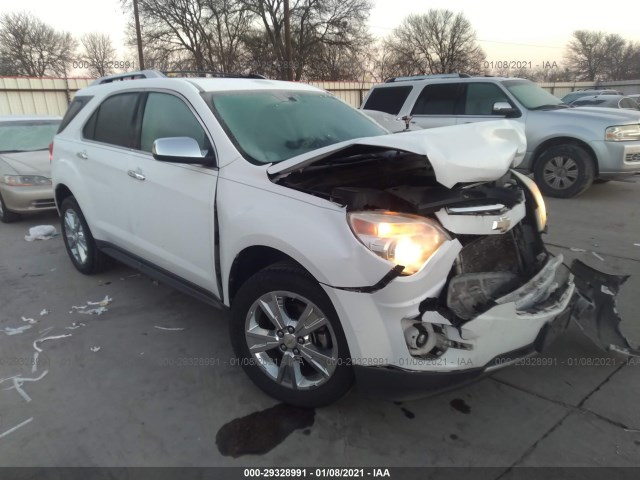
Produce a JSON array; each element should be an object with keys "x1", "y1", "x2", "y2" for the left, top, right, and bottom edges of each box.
[
  {"x1": 464, "y1": 83, "x2": 511, "y2": 115},
  {"x1": 83, "y1": 92, "x2": 139, "y2": 148},
  {"x1": 140, "y1": 92, "x2": 210, "y2": 153},
  {"x1": 411, "y1": 84, "x2": 463, "y2": 115},
  {"x1": 362, "y1": 86, "x2": 413, "y2": 115},
  {"x1": 58, "y1": 95, "x2": 93, "y2": 133}
]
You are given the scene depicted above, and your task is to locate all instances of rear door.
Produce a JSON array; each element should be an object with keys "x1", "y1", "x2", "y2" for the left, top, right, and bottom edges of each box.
[
  {"x1": 79, "y1": 91, "x2": 142, "y2": 249},
  {"x1": 410, "y1": 83, "x2": 463, "y2": 129},
  {"x1": 125, "y1": 91, "x2": 219, "y2": 294}
]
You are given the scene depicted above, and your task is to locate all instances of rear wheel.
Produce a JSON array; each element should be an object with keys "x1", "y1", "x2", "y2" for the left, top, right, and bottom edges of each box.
[
  {"x1": 0, "y1": 193, "x2": 21, "y2": 223},
  {"x1": 230, "y1": 263, "x2": 353, "y2": 407},
  {"x1": 534, "y1": 144, "x2": 595, "y2": 198},
  {"x1": 60, "y1": 196, "x2": 110, "y2": 274}
]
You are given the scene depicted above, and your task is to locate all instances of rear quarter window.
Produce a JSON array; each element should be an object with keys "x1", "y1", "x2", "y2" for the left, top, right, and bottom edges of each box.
[
  {"x1": 57, "y1": 96, "x2": 93, "y2": 133},
  {"x1": 83, "y1": 92, "x2": 140, "y2": 148},
  {"x1": 362, "y1": 86, "x2": 413, "y2": 115}
]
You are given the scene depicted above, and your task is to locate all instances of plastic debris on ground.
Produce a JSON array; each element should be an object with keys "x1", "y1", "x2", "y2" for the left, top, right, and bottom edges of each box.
[
  {"x1": 71, "y1": 295, "x2": 112, "y2": 315},
  {"x1": 33, "y1": 334, "x2": 72, "y2": 353},
  {"x1": 0, "y1": 418, "x2": 33, "y2": 439},
  {"x1": 90, "y1": 346, "x2": 101, "y2": 352},
  {"x1": 39, "y1": 309, "x2": 49, "y2": 316},
  {"x1": 570, "y1": 247, "x2": 587, "y2": 252},
  {"x1": 24, "y1": 225, "x2": 57, "y2": 242},
  {"x1": 2, "y1": 325, "x2": 33, "y2": 336},
  {"x1": 21, "y1": 317, "x2": 37, "y2": 324},
  {"x1": 592, "y1": 252, "x2": 605, "y2": 261},
  {"x1": 65, "y1": 322, "x2": 86, "y2": 330},
  {"x1": 154, "y1": 326, "x2": 185, "y2": 331}
]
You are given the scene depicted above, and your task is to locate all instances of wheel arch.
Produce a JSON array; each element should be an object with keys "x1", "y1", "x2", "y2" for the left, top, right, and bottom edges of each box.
[
  {"x1": 54, "y1": 183, "x2": 75, "y2": 213},
  {"x1": 227, "y1": 245, "x2": 315, "y2": 305},
  {"x1": 531, "y1": 137, "x2": 599, "y2": 176}
]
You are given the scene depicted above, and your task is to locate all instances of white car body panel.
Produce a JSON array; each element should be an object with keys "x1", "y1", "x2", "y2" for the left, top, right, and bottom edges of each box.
[{"x1": 268, "y1": 120, "x2": 526, "y2": 188}]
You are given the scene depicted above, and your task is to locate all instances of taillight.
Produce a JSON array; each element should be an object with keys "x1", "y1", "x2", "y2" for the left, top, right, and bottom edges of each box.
[{"x1": 49, "y1": 142, "x2": 53, "y2": 162}]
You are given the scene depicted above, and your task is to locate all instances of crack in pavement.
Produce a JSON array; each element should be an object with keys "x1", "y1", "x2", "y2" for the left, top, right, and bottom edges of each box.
[{"x1": 492, "y1": 362, "x2": 626, "y2": 477}]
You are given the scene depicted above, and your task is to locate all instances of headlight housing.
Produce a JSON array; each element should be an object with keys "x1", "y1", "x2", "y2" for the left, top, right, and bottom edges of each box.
[
  {"x1": 348, "y1": 211, "x2": 448, "y2": 275},
  {"x1": 511, "y1": 170, "x2": 547, "y2": 232},
  {"x1": 3, "y1": 175, "x2": 52, "y2": 186},
  {"x1": 605, "y1": 125, "x2": 640, "y2": 142}
]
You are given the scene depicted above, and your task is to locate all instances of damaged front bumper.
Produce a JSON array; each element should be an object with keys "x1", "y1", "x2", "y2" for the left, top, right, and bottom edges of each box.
[{"x1": 341, "y1": 253, "x2": 635, "y2": 400}]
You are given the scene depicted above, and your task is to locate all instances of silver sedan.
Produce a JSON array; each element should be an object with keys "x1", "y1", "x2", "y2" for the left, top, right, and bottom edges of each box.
[{"x1": 0, "y1": 116, "x2": 61, "y2": 222}]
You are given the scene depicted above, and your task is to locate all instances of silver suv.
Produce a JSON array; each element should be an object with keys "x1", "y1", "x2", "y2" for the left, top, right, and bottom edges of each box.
[{"x1": 361, "y1": 74, "x2": 640, "y2": 198}]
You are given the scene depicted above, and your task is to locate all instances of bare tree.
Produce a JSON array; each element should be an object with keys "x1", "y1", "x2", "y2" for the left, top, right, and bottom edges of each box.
[
  {"x1": 0, "y1": 12, "x2": 77, "y2": 77},
  {"x1": 80, "y1": 33, "x2": 117, "y2": 77},
  {"x1": 383, "y1": 10, "x2": 486, "y2": 76},
  {"x1": 241, "y1": 0, "x2": 373, "y2": 80},
  {"x1": 565, "y1": 30, "x2": 608, "y2": 81},
  {"x1": 123, "y1": 0, "x2": 253, "y2": 73}
]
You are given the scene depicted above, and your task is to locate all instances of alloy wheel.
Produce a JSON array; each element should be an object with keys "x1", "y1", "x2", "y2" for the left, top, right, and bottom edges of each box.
[{"x1": 64, "y1": 209, "x2": 88, "y2": 264}]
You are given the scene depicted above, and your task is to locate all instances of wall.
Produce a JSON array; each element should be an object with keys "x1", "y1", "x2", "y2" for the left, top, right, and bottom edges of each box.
[{"x1": 2, "y1": 76, "x2": 640, "y2": 116}]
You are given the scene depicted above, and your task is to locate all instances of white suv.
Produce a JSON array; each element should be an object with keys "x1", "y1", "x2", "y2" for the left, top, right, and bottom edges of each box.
[{"x1": 52, "y1": 71, "x2": 633, "y2": 406}]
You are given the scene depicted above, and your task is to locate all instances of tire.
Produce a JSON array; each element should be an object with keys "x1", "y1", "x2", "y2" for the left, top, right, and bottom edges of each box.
[
  {"x1": 0, "y1": 192, "x2": 21, "y2": 223},
  {"x1": 533, "y1": 144, "x2": 595, "y2": 198},
  {"x1": 230, "y1": 263, "x2": 354, "y2": 407},
  {"x1": 60, "y1": 196, "x2": 110, "y2": 274}
]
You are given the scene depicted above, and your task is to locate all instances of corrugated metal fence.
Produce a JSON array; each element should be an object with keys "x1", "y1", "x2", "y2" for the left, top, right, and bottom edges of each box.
[{"x1": 2, "y1": 76, "x2": 640, "y2": 116}]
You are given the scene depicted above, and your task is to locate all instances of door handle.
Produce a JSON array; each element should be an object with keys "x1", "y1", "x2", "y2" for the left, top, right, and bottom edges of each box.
[
  {"x1": 127, "y1": 170, "x2": 146, "y2": 181},
  {"x1": 76, "y1": 151, "x2": 88, "y2": 160}
]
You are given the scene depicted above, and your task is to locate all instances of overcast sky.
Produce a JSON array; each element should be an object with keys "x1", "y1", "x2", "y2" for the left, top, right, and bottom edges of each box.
[{"x1": 4, "y1": 0, "x2": 640, "y2": 69}]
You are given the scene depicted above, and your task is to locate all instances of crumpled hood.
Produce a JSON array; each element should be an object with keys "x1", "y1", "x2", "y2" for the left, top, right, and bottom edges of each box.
[
  {"x1": 0, "y1": 151, "x2": 51, "y2": 176},
  {"x1": 267, "y1": 120, "x2": 526, "y2": 189}
]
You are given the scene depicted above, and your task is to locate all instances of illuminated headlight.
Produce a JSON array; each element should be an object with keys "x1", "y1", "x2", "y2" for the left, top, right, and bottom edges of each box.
[
  {"x1": 3, "y1": 175, "x2": 52, "y2": 186},
  {"x1": 605, "y1": 125, "x2": 640, "y2": 142},
  {"x1": 348, "y1": 211, "x2": 449, "y2": 275},
  {"x1": 511, "y1": 170, "x2": 547, "y2": 232}
]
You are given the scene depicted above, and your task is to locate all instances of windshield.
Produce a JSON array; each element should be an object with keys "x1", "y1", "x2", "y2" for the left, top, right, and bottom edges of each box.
[
  {"x1": 502, "y1": 80, "x2": 566, "y2": 110},
  {"x1": 204, "y1": 90, "x2": 387, "y2": 164},
  {"x1": 0, "y1": 120, "x2": 60, "y2": 153}
]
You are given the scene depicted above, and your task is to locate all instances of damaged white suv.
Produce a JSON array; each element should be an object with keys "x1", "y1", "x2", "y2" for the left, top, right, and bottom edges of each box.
[{"x1": 52, "y1": 70, "x2": 634, "y2": 407}]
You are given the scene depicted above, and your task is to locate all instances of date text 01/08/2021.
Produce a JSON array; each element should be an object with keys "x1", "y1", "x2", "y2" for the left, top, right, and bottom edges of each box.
[
  {"x1": 244, "y1": 468, "x2": 391, "y2": 477},
  {"x1": 483, "y1": 60, "x2": 559, "y2": 69}
]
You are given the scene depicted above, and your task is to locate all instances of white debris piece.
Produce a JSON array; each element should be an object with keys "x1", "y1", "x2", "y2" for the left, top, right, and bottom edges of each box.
[
  {"x1": 90, "y1": 346, "x2": 101, "y2": 352},
  {"x1": 154, "y1": 326, "x2": 185, "y2": 331},
  {"x1": 592, "y1": 252, "x2": 605, "y2": 261},
  {"x1": 21, "y1": 317, "x2": 37, "y2": 324},
  {"x1": 39, "y1": 309, "x2": 49, "y2": 316},
  {"x1": 4, "y1": 370, "x2": 49, "y2": 403},
  {"x1": 569, "y1": 247, "x2": 586, "y2": 252},
  {"x1": 38, "y1": 326, "x2": 54, "y2": 335},
  {"x1": 2, "y1": 325, "x2": 32, "y2": 336},
  {"x1": 634, "y1": 243, "x2": 640, "y2": 247},
  {"x1": 601, "y1": 285, "x2": 615, "y2": 296},
  {"x1": 0, "y1": 417, "x2": 33, "y2": 440},
  {"x1": 71, "y1": 295, "x2": 112, "y2": 315},
  {"x1": 24, "y1": 225, "x2": 57, "y2": 242},
  {"x1": 33, "y1": 334, "x2": 72, "y2": 353},
  {"x1": 65, "y1": 322, "x2": 86, "y2": 330}
]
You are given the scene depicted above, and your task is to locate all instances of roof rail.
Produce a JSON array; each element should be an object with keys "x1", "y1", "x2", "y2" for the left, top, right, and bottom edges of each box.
[
  {"x1": 91, "y1": 70, "x2": 166, "y2": 85},
  {"x1": 385, "y1": 73, "x2": 471, "y2": 83},
  {"x1": 162, "y1": 71, "x2": 267, "y2": 79}
]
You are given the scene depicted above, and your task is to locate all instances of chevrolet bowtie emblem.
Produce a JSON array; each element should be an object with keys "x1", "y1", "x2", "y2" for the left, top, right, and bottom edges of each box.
[{"x1": 492, "y1": 217, "x2": 511, "y2": 233}]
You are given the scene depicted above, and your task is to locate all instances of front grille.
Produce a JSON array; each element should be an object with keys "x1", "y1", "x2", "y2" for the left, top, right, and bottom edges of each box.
[{"x1": 625, "y1": 152, "x2": 640, "y2": 163}]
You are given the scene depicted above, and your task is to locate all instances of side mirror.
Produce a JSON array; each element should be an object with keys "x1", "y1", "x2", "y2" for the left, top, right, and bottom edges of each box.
[
  {"x1": 152, "y1": 137, "x2": 215, "y2": 166},
  {"x1": 493, "y1": 102, "x2": 518, "y2": 117}
]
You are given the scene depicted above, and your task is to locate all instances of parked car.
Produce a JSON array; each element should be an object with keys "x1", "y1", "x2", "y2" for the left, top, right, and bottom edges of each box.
[
  {"x1": 0, "y1": 116, "x2": 61, "y2": 222},
  {"x1": 569, "y1": 94, "x2": 640, "y2": 110},
  {"x1": 626, "y1": 94, "x2": 640, "y2": 106},
  {"x1": 560, "y1": 89, "x2": 622, "y2": 104},
  {"x1": 361, "y1": 75, "x2": 640, "y2": 198},
  {"x1": 51, "y1": 70, "x2": 633, "y2": 406}
]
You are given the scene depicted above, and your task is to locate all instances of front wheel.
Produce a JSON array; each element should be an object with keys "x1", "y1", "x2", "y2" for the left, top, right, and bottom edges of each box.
[
  {"x1": 0, "y1": 193, "x2": 21, "y2": 223},
  {"x1": 533, "y1": 144, "x2": 595, "y2": 198},
  {"x1": 230, "y1": 263, "x2": 354, "y2": 407}
]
